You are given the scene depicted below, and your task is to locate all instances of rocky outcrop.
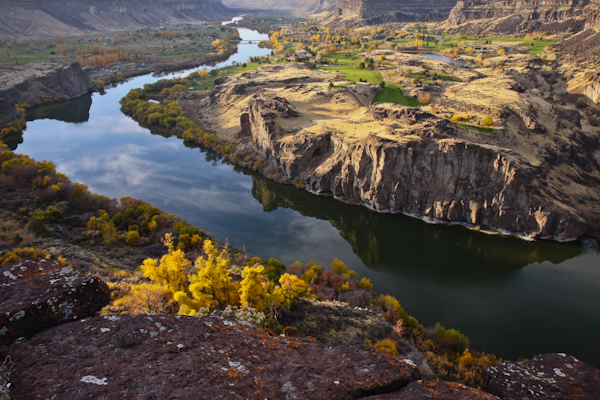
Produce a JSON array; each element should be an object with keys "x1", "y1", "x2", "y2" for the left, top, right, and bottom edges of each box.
[
  {"x1": 197, "y1": 63, "x2": 599, "y2": 240},
  {"x1": 0, "y1": 259, "x2": 110, "y2": 346},
  {"x1": 482, "y1": 353, "x2": 600, "y2": 399},
  {"x1": 7, "y1": 313, "x2": 420, "y2": 398},
  {"x1": 335, "y1": 0, "x2": 458, "y2": 22},
  {"x1": 556, "y1": 29, "x2": 600, "y2": 104},
  {"x1": 444, "y1": 0, "x2": 597, "y2": 34},
  {"x1": 247, "y1": 101, "x2": 588, "y2": 240},
  {"x1": 0, "y1": 0, "x2": 231, "y2": 40},
  {"x1": 364, "y1": 380, "x2": 500, "y2": 399},
  {"x1": 0, "y1": 61, "x2": 89, "y2": 126}
]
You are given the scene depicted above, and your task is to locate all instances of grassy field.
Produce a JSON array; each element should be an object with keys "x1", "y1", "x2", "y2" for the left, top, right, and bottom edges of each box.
[
  {"x1": 373, "y1": 84, "x2": 419, "y2": 107},
  {"x1": 0, "y1": 25, "x2": 231, "y2": 66},
  {"x1": 455, "y1": 122, "x2": 495, "y2": 133},
  {"x1": 319, "y1": 64, "x2": 383, "y2": 84}
]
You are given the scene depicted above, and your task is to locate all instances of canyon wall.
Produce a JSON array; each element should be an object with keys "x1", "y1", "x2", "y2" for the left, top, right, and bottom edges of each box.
[
  {"x1": 335, "y1": 0, "x2": 458, "y2": 22},
  {"x1": 243, "y1": 100, "x2": 588, "y2": 241},
  {"x1": 0, "y1": 0, "x2": 230, "y2": 40},
  {"x1": 0, "y1": 61, "x2": 89, "y2": 126},
  {"x1": 445, "y1": 0, "x2": 597, "y2": 33}
]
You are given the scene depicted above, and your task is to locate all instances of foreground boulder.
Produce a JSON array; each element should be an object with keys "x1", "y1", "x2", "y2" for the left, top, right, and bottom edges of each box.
[
  {"x1": 482, "y1": 353, "x2": 600, "y2": 399},
  {"x1": 364, "y1": 380, "x2": 500, "y2": 399},
  {"x1": 8, "y1": 314, "x2": 420, "y2": 399},
  {"x1": 0, "y1": 259, "x2": 110, "y2": 345}
]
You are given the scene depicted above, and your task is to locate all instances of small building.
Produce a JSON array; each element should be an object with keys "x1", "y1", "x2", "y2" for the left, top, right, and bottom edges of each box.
[{"x1": 295, "y1": 50, "x2": 308, "y2": 58}]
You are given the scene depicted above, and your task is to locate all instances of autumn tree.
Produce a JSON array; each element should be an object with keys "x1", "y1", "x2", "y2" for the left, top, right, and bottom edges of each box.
[{"x1": 59, "y1": 44, "x2": 71, "y2": 56}]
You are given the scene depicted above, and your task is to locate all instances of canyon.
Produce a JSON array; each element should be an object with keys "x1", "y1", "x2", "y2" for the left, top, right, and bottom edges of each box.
[{"x1": 188, "y1": 57, "x2": 599, "y2": 241}]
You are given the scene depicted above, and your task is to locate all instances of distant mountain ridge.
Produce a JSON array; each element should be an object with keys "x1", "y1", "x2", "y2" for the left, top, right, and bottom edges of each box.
[
  {"x1": 0, "y1": 0, "x2": 231, "y2": 40},
  {"x1": 222, "y1": 0, "x2": 337, "y2": 14}
]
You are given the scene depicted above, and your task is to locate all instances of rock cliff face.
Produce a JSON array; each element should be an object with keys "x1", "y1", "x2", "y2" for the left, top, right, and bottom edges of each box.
[
  {"x1": 0, "y1": 0, "x2": 230, "y2": 40},
  {"x1": 445, "y1": 0, "x2": 598, "y2": 34},
  {"x1": 196, "y1": 63, "x2": 599, "y2": 241},
  {"x1": 247, "y1": 102, "x2": 587, "y2": 240},
  {"x1": 554, "y1": 28, "x2": 600, "y2": 104},
  {"x1": 0, "y1": 61, "x2": 89, "y2": 126},
  {"x1": 335, "y1": 0, "x2": 458, "y2": 22}
]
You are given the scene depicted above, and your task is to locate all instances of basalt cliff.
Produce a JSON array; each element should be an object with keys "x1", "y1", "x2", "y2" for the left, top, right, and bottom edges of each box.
[
  {"x1": 0, "y1": 61, "x2": 89, "y2": 127},
  {"x1": 0, "y1": 0, "x2": 231, "y2": 40},
  {"x1": 444, "y1": 0, "x2": 600, "y2": 34},
  {"x1": 333, "y1": 0, "x2": 458, "y2": 22},
  {"x1": 188, "y1": 58, "x2": 600, "y2": 241}
]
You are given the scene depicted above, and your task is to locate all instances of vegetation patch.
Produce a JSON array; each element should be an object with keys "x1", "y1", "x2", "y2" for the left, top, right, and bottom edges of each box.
[{"x1": 373, "y1": 84, "x2": 420, "y2": 107}]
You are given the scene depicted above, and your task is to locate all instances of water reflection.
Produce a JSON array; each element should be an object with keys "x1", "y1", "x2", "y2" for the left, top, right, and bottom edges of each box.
[
  {"x1": 250, "y1": 173, "x2": 584, "y2": 282},
  {"x1": 26, "y1": 93, "x2": 93, "y2": 124}
]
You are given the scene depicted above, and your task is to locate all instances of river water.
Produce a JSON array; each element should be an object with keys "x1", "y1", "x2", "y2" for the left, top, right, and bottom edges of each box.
[{"x1": 8, "y1": 20, "x2": 600, "y2": 367}]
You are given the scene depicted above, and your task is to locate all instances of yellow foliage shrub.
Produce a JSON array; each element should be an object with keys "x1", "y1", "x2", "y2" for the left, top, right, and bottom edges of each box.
[{"x1": 374, "y1": 338, "x2": 399, "y2": 356}]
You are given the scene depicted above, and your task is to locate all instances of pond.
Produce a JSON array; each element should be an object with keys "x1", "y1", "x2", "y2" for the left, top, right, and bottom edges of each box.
[
  {"x1": 418, "y1": 52, "x2": 469, "y2": 67},
  {"x1": 9, "y1": 19, "x2": 600, "y2": 368}
]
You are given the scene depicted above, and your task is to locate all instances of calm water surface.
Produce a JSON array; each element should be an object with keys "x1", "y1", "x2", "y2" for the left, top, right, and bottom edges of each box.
[{"x1": 9, "y1": 22, "x2": 600, "y2": 367}]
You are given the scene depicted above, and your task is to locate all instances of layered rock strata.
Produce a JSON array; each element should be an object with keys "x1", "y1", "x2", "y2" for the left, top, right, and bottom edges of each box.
[
  {"x1": 7, "y1": 313, "x2": 420, "y2": 398},
  {"x1": 335, "y1": 0, "x2": 458, "y2": 22},
  {"x1": 555, "y1": 28, "x2": 600, "y2": 104},
  {"x1": 194, "y1": 62, "x2": 600, "y2": 240},
  {"x1": 444, "y1": 0, "x2": 599, "y2": 34},
  {"x1": 0, "y1": 61, "x2": 89, "y2": 127},
  {"x1": 0, "y1": 0, "x2": 231, "y2": 40},
  {"x1": 0, "y1": 259, "x2": 110, "y2": 346}
]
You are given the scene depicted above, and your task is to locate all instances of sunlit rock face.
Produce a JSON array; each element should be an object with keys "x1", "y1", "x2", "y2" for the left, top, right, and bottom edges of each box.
[{"x1": 335, "y1": 0, "x2": 459, "y2": 21}]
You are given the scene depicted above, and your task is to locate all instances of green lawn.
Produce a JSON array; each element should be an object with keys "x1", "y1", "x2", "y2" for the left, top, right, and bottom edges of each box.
[
  {"x1": 318, "y1": 65, "x2": 383, "y2": 84},
  {"x1": 373, "y1": 84, "x2": 419, "y2": 107},
  {"x1": 455, "y1": 122, "x2": 495, "y2": 133}
]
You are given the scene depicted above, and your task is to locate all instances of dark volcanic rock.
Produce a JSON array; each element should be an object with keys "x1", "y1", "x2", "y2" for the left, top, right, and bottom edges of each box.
[
  {"x1": 279, "y1": 299, "x2": 392, "y2": 346},
  {"x1": 364, "y1": 380, "x2": 500, "y2": 399},
  {"x1": 482, "y1": 353, "x2": 600, "y2": 399},
  {"x1": 8, "y1": 314, "x2": 420, "y2": 399},
  {"x1": 0, "y1": 259, "x2": 110, "y2": 345}
]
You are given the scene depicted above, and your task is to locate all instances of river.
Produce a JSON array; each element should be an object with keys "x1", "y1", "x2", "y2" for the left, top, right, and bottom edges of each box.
[{"x1": 8, "y1": 19, "x2": 600, "y2": 367}]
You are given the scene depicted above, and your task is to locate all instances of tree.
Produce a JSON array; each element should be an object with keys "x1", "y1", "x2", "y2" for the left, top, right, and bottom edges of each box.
[
  {"x1": 59, "y1": 44, "x2": 71, "y2": 56},
  {"x1": 174, "y1": 240, "x2": 240, "y2": 314},
  {"x1": 239, "y1": 265, "x2": 272, "y2": 311},
  {"x1": 141, "y1": 233, "x2": 190, "y2": 295}
]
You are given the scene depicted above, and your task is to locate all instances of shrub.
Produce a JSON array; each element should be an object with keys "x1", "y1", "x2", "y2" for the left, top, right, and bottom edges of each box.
[
  {"x1": 374, "y1": 338, "x2": 399, "y2": 355},
  {"x1": 451, "y1": 115, "x2": 462, "y2": 122},
  {"x1": 125, "y1": 230, "x2": 140, "y2": 245},
  {"x1": 481, "y1": 116, "x2": 494, "y2": 126},
  {"x1": 575, "y1": 99, "x2": 588, "y2": 108},
  {"x1": 26, "y1": 218, "x2": 51, "y2": 237}
]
